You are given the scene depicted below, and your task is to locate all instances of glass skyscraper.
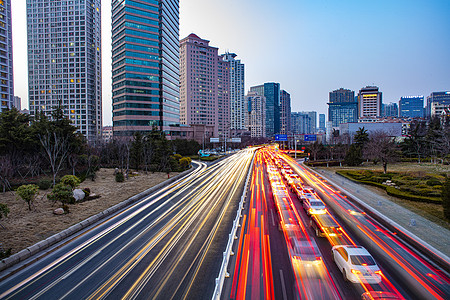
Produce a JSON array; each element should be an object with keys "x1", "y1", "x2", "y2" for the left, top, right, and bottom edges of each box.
[
  {"x1": 399, "y1": 96, "x2": 423, "y2": 118},
  {"x1": 426, "y1": 91, "x2": 450, "y2": 118},
  {"x1": 112, "y1": 0, "x2": 180, "y2": 137},
  {"x1": 27, "y1": 0, "x2": 102, "y2": 142},
  {"x1": 328, "y1": 88, "x2": 357, "y2": 127},
  {"x1": 280, "y1": 90, "x2": 291, "y2": 134},
  {"x1": 250, "y1": 82, "x2": 280, "y2": 138},
  {"x1": 0, "y1": 0, "x2": 13, "y2": 113}
]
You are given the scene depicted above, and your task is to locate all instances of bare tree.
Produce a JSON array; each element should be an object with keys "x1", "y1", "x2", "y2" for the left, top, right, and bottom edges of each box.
[
  {"x1": 0, "y1": 155, "x2": 13, "y2": 193},
  {"x1": 39, "y1": 132, "x2": 71, "y2": 186},
  {"x1": 364, "y1": 131, "x2": 399, "y2": 173}
]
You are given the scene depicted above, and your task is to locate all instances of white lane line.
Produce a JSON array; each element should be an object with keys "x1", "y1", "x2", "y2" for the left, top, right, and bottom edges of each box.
[
  {"x1": 270, "y1": 209, "x2": 275, "y2": 226},
  {"x1": 279, "y1": 269, "x2": 288, "y2": 300}
]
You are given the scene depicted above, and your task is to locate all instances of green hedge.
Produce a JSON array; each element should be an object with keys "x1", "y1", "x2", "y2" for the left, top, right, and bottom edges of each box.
[
  {"x1": 336, "y1": 170, "x2": 442, "y2": 204},
  {"x1": 305, "y1": 160, "x2": 342, "y2": 167}
]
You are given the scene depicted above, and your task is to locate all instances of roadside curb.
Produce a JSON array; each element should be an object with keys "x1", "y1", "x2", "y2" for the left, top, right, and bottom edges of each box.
[{"x1": 0, "y1": 165, "x2": 197, "y2": 273}]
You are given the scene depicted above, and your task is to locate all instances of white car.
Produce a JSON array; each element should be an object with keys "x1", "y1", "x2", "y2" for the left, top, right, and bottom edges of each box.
[
  {"x1": 332, "y1": 245, "x2": 382, "y2": 284},
  {"x1": 303, "y1": 198, "x2": 327, "y2": 215}
]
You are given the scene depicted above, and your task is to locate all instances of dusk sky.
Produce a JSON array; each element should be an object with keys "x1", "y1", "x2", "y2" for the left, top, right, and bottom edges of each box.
[{"x1": 12, "y1": 0, "x2": 450, "y2": 126}]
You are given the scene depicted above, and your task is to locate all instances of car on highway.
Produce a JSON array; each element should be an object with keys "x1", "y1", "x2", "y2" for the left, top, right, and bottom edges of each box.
[
  {"x1": 310, "y1": 214, "x2": 342, "y2": 238},
  {"x1": 303, "y1": 197, "x2": 327, "y2": 215},
  {"x1": 332, "y1": 245, "x2": 382, "y2": 284},
  {"x1": 361, "y1": 291, "x2": 400, "y2": 300},
  {"x1": 302, "y1": 185, "x2": 315, "y2": 194}
]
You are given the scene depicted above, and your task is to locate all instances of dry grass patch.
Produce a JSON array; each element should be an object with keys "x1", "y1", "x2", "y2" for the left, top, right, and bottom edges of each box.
[{"x1": 0, "y1": 168, "x2": 178, "y2": 255}]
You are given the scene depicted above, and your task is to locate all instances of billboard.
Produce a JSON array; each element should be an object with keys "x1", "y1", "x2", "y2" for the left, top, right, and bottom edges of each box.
[
  {"x1": 275, "y1": 134, "x2": 288, "y2": 141},
  {"x1": 304, "y1": 134, "x2": 317, "y2": 142}
]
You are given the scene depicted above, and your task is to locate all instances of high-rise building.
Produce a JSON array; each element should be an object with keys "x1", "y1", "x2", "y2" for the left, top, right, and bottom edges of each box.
[
  {"x1": 280, "y1": 90, "x2": 291, "y2": 134},
  {"x1": 27, "y1": 0, "x2": 102, "y2": 142},
  {"x1": 13, "y1": 96, "x2": 21, "y2": 110},
  {"x1": 382, "y1": 102, "x2": 399, "y2": 117},
  {"x1": 180, "y1": 34, "x2": 218, "y2": 137},
  {"x1": 306, "y1": 111, "x2": 317, "y2": 133},
  {"x1": 291, "y1": 112, "x2": 310, "y2": 134},
  {"x1": 399, "y1": 96, "x2": 423, "y2": 118},
  {"x1": 221, "y1": 52, "x2": 245, "y2": 130},
  {"x1": 426, "y1": 92, "x2": 450, "y2": 118},
  {"x1": 112, "y1": 0, "x2": 180, "y2": 137},
  {"x1": 246, "y1": 92, "x2": 266, "y2": 137},
  {"x1": 250, "y1": 82, "x2": 280, "y2": 138},
  {"x1": 357, "y1": 86, "x2": 382, "y2": 118},
  {"x1": 318, "y1": 113, "x2": 326, "y2": 132},
  {"x1": 328, "y1": 88, "x2": 357, "y2": 127},
  {"x1": 217, "y1": 55, "x2": 230, "y2": 139},
  {"x1": 0, "y1": 0, "x2": 13, "y2": 113}
]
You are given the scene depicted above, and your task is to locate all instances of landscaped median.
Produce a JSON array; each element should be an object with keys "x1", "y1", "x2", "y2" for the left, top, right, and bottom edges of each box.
[{"x1": 336, "y1": 169, "x2": 443, "y2": 204}]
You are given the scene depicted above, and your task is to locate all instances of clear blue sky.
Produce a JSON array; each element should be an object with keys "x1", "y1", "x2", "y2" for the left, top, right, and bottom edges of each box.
[{"x1": 12, "y1": 0, "x2": 450, "y2": 125}]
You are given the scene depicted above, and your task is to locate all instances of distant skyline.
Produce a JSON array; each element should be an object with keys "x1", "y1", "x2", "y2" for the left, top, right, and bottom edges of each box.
[{"x1": 11, "y1": 0, "x2": 450, "y2": 125}]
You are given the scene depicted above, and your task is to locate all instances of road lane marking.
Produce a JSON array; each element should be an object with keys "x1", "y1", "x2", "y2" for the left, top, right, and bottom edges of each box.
[
  {"x1": 270, "y1": 209, "x2": 275, "y2": 227},
  {"x1": 279, "y1": 269, "x2": 288, "y2": 300}
]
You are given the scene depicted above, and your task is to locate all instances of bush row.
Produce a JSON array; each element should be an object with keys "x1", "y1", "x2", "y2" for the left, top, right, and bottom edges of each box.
[{"x1": 336, "y1": 170, "x2": 442, "y2": 204}]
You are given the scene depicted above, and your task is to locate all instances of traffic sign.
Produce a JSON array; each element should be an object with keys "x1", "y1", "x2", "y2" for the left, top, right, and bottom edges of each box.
[{"x1": 275, "y1": 134, "x2": 288, "y2": 141}]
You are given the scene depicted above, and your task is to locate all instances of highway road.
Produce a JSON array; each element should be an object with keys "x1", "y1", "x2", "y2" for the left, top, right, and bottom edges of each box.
[
  {"x1": 282, "y1": 153, "x2": 450, "y2": 300},
  {"x1": 224, "y1": 148, "x2": 449, "y2": 300},
  {"x1": 0, "y1": 149, "x2": 255, "y2": 300}
]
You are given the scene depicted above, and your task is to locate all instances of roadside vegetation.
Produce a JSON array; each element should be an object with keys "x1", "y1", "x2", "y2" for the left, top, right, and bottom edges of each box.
[{"x1": 0, "y1": 105, "x2": 201, "y2": 257}]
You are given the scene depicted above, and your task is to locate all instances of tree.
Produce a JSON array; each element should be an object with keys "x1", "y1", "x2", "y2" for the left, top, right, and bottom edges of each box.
[
  {"x1": 354, "y1": 127, "x2": 369, "y2": 148},
  {"x1": 364, "y1": 131, "x2": 399, "y2": 173},
  {"x1": 179, "y1": 157, "x2": 191, "y2": 170},
  {"x1": 130, "y1": 132, "x2": 144, "y2": 170},
  {"x1": 344, "y1": 144, "x2": 363, "y2": 166},
  {"x1": 402, "y1": 120, "x2": 427, "y2": 163},
  {"x1": 442, "y1": 176, "x2": 450, "y2": 220},
  {"x1": 60, "y1": 175, "x2": 81, "y2": 189},
  {"x1": 307, "y1": 141, "x2": 324, "y2": 161},
  {"x1": 16, "y1": 184, "x2": 39, "y2": 211},
  {"x1": 47, "y1": 183, "x2": 75, "y2": 204},
  {"x1": 39, "y1": 132, "x2": 71, "y2": 186}
]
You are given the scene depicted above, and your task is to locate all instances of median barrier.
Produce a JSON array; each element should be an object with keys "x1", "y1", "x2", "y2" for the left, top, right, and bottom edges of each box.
[{"x1": 0, "y1": 164, "x2": 198, "y2": 274}]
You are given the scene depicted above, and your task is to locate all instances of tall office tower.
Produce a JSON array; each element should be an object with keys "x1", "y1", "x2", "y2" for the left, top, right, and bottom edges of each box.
[
  {"x1": 221, "y1": 52, "x2": 245, "y2": 130},
  {"x1": 112, "y1": 0, "x2": 180, "y2": 137},
  {"x1": 280, "y1": 90, "x2": 291, "y2": 134},
  {"x1": 318, "y1": 113, "x2": 326, "y2": 132},
  {"x1": 291, "y1": 112, "x2": 311, "y2": 134},
  {"x1": 399, "y1": 96, "x2": 423, "y2": 118},
  {"x1": 382, "y1": 102, "x2": 399, "y2": 117},
  {"x1": 180, "y1": 34, "x2": 218, "y2": 136},
  {"x1": 426, "y1": 92, "x2": 450, "y2": 118},
  {"x1": 217, "y1": 56, "x2": 230, "y2": 139},
  {"x1": 13, "y1": 96, "x2": 21, "y2": 110},
  {"x1": 250, "y1": 82, "x2": 280, "y2": 138},
  {"x1": 246, "y1": 92, "x2": 266, "y2": 138},
  {"x1": 0, "y1": 0, "x2": 14, "y2": 113},
  {"x1": 357, "y1": 86, "x2": 382, "y2": 118},
  {"x1": 328, "y1": 88, "x2": 357, "y2": 127},
  {"x1": 305, "y1": 111, "x2": 317, "y2": 133},
  {"x1": 27, "y1": 0, "x2": 102, "y2": 142}
]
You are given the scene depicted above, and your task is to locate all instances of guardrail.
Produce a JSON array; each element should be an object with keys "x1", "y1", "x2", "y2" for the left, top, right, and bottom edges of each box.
[
  {"x1": 212, "y1": 151, "x2": 256, "y2": 300},
  {"x1": 0, "y1": 164, "x2": 200, "y2": 274}
]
